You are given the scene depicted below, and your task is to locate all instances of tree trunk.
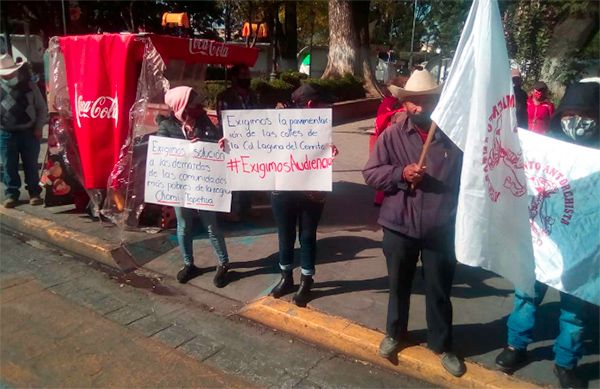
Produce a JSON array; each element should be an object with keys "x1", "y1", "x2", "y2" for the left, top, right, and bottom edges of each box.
[
  {"x1": 541, "y1": 15, "x2": 598, "y2": 96},
  {"x1": 322, "y1": 0, "x2": 382, "y2": 97},
  {"x1": 279, "y1": 1, "x2": 298, "y2": 71}
]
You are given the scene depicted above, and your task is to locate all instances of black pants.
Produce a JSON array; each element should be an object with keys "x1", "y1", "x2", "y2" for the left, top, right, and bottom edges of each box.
[
  {"x1": 271, "y1": 192, "x2": 325, "y2": 276},
  {"x1": 382, "y1": 227, "x2": 457, "y2": 353}
]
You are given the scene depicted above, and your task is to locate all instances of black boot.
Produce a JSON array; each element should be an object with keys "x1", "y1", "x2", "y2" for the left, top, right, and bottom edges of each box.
[
  {"x1": 554, "y1": 365, "x2": 584, "y2": 389},
  {"x1": 177, "y1": 264, "x2": 201, "y2": 284},
  {"x1": 293, "y1": 275, "x2": 314, "y2": 307},
  {"x1": 270, "y1": 271, "x2": 294, "y2": 298}
]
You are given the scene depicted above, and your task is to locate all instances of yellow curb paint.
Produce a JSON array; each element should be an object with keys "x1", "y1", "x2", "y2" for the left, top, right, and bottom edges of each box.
[
  {"x1": 0, "y1": 207, "x2": 124, "y2": 269},
  {"x1": 239, "y1": 296, "x2": 543, "y2": 389}
]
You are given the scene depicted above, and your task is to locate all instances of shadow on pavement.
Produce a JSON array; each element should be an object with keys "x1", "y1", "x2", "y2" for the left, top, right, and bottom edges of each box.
[
  {"x1": 227, "y1": 235, "x2": 382, "y2": 283},
  {"x1": 321, "y1": 181, "x2": 380, "y2": 231}
]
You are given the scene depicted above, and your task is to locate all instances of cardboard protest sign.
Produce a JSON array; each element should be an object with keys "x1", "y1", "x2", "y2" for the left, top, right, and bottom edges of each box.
[
  {"x1": 221, "y1": 109, "x2": 333, "y2": 191},
  {"x1": 144, "y1": 136, "x2": 231, "y2": 212}
]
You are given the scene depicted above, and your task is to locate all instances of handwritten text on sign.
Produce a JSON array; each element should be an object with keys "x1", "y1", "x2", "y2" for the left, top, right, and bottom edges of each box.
[
  {"x1": 222, "y1": 109, "x2": 333, "y2": 191},
  {"x1": 144, "y1": 136, "x2": 232, "y2": 212}
]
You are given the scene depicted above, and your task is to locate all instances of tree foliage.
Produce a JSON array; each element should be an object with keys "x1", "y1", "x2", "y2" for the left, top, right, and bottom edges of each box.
[
  {"x1": 297, "y1": 1, "x2": 329, "y2": 47},
  {"x1": 503, "y1": 0, "x2": 560, "y2": 84},
  {"x1": 504, "y1": 0, "x2": 599, "y2": 87},
  {"x1": 369, "y1": 0, "x2": 428, "y2": 52},
  {"x1": 369, "y1": 0, "x2": 470, "y2": 55},
  {"x1": 421, "y1": 0, "x2": 471, "y2": 55}
]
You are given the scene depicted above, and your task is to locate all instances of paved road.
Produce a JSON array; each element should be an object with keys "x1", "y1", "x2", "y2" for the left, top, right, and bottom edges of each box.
[{"x1": 0, "y1": 226, "x2": 432, "y2": 388}]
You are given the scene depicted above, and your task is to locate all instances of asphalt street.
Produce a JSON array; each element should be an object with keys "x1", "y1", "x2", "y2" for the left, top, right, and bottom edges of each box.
[{"x1": 0, "y1": 226, "x2": 432, "y2": 388}]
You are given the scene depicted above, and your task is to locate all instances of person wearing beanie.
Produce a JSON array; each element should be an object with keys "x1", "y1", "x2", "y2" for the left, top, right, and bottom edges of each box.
[
  {"x1": 527, "y1": 81, "x2": 555, "y2": 134},
  {"x1": 268, "y1": 83, "x2": 339, "y2": 308},
  {"x1": 511, "y1": 69, "x2": 528, "y2": 129},
  {"x1": 0, "y1": 54, "x2": 47, "y2": 208},
  {"x1": 216, "y1": 64, "x2": 259, "y2": 222},
  {"x1": 156, "y1": 86, "x2": 231, "y2": 287},
  {"x1": 547, "y1": 80, "x2": 599, "y2": 148}
]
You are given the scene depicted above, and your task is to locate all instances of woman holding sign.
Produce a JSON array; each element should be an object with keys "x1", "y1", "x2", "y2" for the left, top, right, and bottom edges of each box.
[
  {"x1": 269, "y1": 84, "x2": 339, "y2": 307},
  {"x1": 157, "y1": 86, "x2": 231, "y2": 287}
]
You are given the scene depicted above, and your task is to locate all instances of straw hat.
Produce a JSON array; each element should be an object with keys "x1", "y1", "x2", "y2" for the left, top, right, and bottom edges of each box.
[
  {"x1": 0, "y1": 54, "x2": 24, "y2": 77},
  {"x1": 388, "y1": 68, "x2": 442, "y2": 99}
]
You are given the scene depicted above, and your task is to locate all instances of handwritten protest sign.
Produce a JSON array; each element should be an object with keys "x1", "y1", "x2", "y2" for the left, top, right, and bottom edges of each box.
[
  {"x1": 221, "y1": 109, "x2": 333, "y2": 191},
  {"x1": 144, "y1": 136, "x2": 231, "y2": 212}
]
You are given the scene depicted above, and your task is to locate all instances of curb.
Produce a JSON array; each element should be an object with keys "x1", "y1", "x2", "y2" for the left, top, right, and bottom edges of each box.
[
  {"x1": 1, "y1": 207, "x2": 543, "y2": 388},
  {"x1": 240, "y1": 296, "x2": 543, "y2": 389},
  {"x1": 0, "y1": 207, "x2": 136, "y2": 271}
]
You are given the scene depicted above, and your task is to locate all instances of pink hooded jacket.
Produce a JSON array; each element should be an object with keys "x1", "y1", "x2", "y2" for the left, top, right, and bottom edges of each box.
[{"x1": 164, "y1": 86, "x2": 193, "y2": 138}]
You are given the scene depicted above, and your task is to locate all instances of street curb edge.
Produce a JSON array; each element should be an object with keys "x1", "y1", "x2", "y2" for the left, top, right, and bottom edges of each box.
[
  {"x1": 0, "y1": 207, "x2": 135, "y2": 271},
  {"x1": 239, "y1": 296, "x2": 543, "y2": 389}
]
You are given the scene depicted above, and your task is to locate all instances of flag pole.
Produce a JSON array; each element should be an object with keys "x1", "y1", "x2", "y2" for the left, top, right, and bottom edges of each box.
[
  {"x1": 417, "y1": 120, "x2": 438, "y2": 168},
  {"x1": 411, "y1": 120, "x2": 438, "y2": 191}
]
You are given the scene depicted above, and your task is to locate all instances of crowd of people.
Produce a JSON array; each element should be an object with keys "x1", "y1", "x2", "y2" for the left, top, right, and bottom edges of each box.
[
  {"x1": 154, "y1": 66, "x2": 598, "y2": 385},
  {"x1": 1, "y1": 52, "x2": 598, "y2": 387}
]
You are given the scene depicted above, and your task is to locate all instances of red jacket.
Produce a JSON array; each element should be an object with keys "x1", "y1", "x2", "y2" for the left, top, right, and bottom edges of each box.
[{"x1": 527, "y1": 97, "x2": 555, "y2": 134}]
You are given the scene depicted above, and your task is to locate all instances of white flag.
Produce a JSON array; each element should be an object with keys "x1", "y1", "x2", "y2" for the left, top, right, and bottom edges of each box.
[
  {"x1": 431, "y1": 0, "x2": 536, "y2": 294},
  {"x1": 520, "y1": 130, "x2": 600, "y2": 305}
]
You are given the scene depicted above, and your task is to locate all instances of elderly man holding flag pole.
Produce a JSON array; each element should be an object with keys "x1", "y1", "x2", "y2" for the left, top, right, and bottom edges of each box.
[{"x1": 363, "y1": 68, "x2": 465, "y2": 377}]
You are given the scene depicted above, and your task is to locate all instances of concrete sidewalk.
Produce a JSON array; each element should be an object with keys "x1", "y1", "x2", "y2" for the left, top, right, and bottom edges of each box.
[{"x1": 1, "y1": 118, "x2": 598, "y2": 388}]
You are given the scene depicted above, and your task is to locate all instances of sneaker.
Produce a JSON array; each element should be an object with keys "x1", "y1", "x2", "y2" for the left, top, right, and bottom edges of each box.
[
  {"x1": 177, "y1": 264, "x2": 200, "y2": 284},
  {"x1": 213, "y1": 264, "x2": 229, "y2": 288},
  {"x1": 440, "y1": 352, "x2": 466, "y2": 377},
  {"x1": 379, "y1": 335, "x2": 400, "y2": 358},
  {"x1": 3, "y1": 198, "x2": 18, "y2": 208},
  {"x1": 554, "y1": 365, "x2": 584, "y2": 389},
  {"x1": 495, "y1": 346, "x2": 527, "y2": 372},
  {"x1": 29, "y1": 196, "x2": 43, "y2": 206}
]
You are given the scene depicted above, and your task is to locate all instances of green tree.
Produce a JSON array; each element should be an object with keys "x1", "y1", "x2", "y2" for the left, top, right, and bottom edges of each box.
[
  {"x1": 504, "y1": 0, "x2": 598, "y2": 90},
  {"x1": 370, "y1": 0, "x2": 429, "y2": 52},
  {"x1": 297, "y1": 0, "x2": 329, "y2": 47},
  {"x1": 422, "y1": 0, "x2": 471, "y2": 55}
]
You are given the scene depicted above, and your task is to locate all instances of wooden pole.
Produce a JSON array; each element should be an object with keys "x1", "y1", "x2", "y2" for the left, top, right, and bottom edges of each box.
[
  {"x1": 410, "y1": 120, "x2": 438, "y2": 191},
  {"x1": 416, "y1": 120, "x2": 438, "y2": 168}
]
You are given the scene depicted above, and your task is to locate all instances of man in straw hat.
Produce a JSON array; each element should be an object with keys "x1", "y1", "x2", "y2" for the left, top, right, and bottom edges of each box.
[
  {"x1": 0, "y1": 53, "x2": 47, "y2": 208},
  {"x1": 363, "y1": 69, "x2": 465, "y2": 377}
]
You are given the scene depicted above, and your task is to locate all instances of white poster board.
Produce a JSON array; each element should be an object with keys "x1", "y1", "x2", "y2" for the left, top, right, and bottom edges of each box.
[
  {"x1": 144, "y1": 136, "x2": 232, "y2": 212},
  {"x1": 221, "y1": 109, "x2": 333, "y2": 191}
]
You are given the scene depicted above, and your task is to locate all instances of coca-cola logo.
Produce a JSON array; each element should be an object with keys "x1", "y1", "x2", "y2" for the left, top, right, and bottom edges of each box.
[
  {"x1": 189, "y1": 39, "x2": 229, "y2": 58},
  {"x1": 75, "y1": 86, "x2": 119, "y2": 128}
]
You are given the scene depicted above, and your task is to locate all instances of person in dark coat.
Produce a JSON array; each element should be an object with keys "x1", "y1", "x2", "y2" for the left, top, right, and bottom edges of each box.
[
  {"x1": 512, "y1": 69, "x2": 528, "y2": 129},
  {"x1": 268, "y1": 84, "x2": 338, "y2": 307},
  {"x1": 362, "y1": 69, "x2": 465, "y2": 377},
  {"x1": 157, "y1": 86, "x2": 231, "y2": 287}
]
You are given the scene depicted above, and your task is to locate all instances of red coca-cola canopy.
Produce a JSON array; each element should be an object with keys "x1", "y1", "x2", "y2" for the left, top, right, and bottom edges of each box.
[
  {"x1": 56, "y1": 33, "x2": 258, "y2": 190},
  {"x1": 148, "y1": 34, "x2": 259, "y2": 67}
]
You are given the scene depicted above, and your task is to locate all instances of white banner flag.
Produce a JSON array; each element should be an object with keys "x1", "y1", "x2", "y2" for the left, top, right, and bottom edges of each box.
[
  {"x1": 221, "y1": 109, "x2": 333, "y2": 191},
  {"x1": 520, "y1": 130, "x2": 600, "y2": 305},
  {"x1": 431, "y1": 0, "x2": 536, "y2": 294},
  {"x1": 144, "y1": 136, "x2": 232, "y2": 212}
]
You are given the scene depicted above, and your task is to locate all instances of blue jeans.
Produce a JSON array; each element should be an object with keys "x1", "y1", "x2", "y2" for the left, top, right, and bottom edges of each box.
[
  {"x1": 507, "y1": 281, "x2": 585, "y2": 368},
  {"x1": 173, "y1": 207, "x2": 229, "y2": 266},
  {"x1": 0, "y1": 130, "x2": 41, "y2": 200},
  {"x1": 271, "y1": 192, "x2": 325, "y2": 276}
]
